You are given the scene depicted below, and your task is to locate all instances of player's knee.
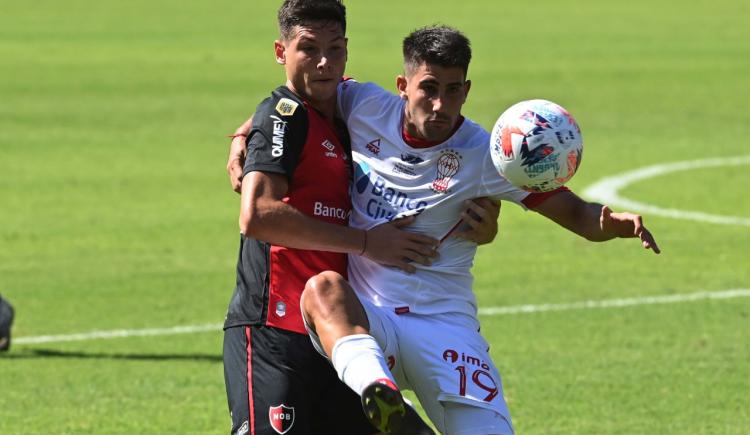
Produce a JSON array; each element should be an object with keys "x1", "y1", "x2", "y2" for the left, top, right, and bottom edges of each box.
[
  {"x1": 311, "y1": 270, "x2": 346, "y2": 288},
  {"x1": 302, "y1": 271, "x2": 347, "y2": 314}
]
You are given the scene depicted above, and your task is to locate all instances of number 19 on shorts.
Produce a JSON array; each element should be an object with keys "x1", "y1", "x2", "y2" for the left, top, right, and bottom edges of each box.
[
  {"x1": 443, "y1": 348, "x2": 499, "y2": 403},
  {"x1": 455, "y1": 366, "x2": 499, "y2": 402}
]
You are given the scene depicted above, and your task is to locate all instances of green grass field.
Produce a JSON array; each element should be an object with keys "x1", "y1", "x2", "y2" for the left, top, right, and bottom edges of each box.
[{"x1": 1, "y1": 0, "x2": 749, "y2": 433}]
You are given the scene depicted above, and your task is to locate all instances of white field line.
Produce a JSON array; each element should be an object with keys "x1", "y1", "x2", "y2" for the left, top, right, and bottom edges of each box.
[
  {"x1": 13, "y1": 289, "x2": 750, "y2": 346},
  {"x1": 477, "y1": 288, "x2": 750, "y2": 315},
  {"x1": 582, "y1": 156, "x2": 750, "y2": 226},
  {"x1": 14, "y1": 323, "x2": 223, "y2": 345}
]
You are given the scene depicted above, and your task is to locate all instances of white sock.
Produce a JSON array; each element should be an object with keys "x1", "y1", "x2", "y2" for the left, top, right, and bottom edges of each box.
[{"x1": 331, "y1": 334, "x2": 396, "y2": 396}]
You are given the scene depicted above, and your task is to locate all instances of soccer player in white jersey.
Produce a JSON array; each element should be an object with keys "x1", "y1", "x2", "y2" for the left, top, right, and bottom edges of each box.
[{"x1": 299, "y1": 25, "x2": 660, "y2": 435}]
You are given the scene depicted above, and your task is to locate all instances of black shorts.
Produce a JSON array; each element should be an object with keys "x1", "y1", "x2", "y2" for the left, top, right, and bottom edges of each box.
[{"x1": 223, "y1": 325, "x2": 377, "y2": 435}]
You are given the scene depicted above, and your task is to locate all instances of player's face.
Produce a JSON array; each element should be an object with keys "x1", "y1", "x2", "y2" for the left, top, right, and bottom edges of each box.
[
  {"x1": 397, "y1": 63, "x2": 471, "y2": 143},
  {"x1": 275, "y1": 22, "x2": 347, "y2": 113}
]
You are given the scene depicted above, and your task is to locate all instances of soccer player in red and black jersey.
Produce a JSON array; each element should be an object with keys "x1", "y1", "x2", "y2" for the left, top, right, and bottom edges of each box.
[{"x1": 222, "y1": 2, "x2": 463, "y2": 434}]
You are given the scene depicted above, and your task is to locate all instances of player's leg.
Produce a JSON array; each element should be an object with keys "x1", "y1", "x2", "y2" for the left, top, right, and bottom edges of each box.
[
  {"x1": 0, "y1": 294, "x2": 14, "y2": 352},
  {"x1": 301, "y1": 271, "x2": 371, "y2": 355},
  {"x1": 223, "y1": 325, "x2": 315, "y2": 435},
  {"x1": 301, "y1": 271, "x2": 434, "y2": 435},
  {"x1": 442, "y1": 402, "x2": 513, "y2": 435},
  {"x1": 397, "y1": 313, "x2": 513, "y2": 435},
  {"x1": 308, "y1": 345, "x2": 381, "y2": 435},
  {"x1": 223, "y1": 326, "x2": 254, "y2": 435},
  {"x1": 300, "y1": 271, "x2": 395, "y2": 393}
]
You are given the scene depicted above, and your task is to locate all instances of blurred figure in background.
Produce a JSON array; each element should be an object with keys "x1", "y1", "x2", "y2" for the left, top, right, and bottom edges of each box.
[{"x1": 0, "y1": 294, "x2": 14, "y2": 351}]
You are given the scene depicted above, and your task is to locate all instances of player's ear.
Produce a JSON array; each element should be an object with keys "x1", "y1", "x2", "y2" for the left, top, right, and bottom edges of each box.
[
  {"x1": 396, "y1": 75, "x2": 408, "y2": 99},
  {"x1": 274, "y1": 40, "x2": 286, "y2": 65},
  {"x1": 463, "y1": 79, "x2": 471, "y2": 101}
]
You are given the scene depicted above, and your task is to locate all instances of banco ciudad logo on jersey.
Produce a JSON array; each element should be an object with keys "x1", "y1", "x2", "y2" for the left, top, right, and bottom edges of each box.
[
  {"x1": 354, "y1": 160, "x2": 372, "y2": 195},
  {"x1": 353, "y1": 160, "x2": 428, "y2": 220}
]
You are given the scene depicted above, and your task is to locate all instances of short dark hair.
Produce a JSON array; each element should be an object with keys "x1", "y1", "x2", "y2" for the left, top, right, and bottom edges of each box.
[
  {"x1": 278, "y1": 0, "x2": 347, "y2": 40},
  {"x1": 403, "y1": 25, "x2": 472, "y2": 76}
]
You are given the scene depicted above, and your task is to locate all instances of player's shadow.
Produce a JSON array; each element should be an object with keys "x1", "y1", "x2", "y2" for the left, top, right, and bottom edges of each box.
[{"x1": 1, "y1": 348, "x2": 222, "y2": 363}]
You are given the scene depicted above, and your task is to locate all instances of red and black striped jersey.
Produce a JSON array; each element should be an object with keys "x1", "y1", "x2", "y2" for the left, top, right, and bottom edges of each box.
[{"x1": 224, "y1": 86, "x2": 352, "y2": 334}]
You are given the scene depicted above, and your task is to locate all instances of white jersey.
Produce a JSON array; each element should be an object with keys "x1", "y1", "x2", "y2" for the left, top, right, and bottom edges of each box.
[{"x1": 338, "y1": 80, "x2": 531, "y2": 318}]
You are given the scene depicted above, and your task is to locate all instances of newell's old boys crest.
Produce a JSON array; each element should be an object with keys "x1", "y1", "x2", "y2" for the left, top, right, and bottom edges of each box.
[
  {"x1": 432, "y1": 149, "x2": 462, "y2": 193},
  {"x1": 269, "y1": 404, "x2": 295, "y2": 434}
]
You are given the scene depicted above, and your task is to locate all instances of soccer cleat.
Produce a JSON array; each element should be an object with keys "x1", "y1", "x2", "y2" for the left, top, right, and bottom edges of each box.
[
  {"x1": 361, "y1": 378, "x2": 435, "y2": 435},
  {"x1": 0, "y1": 297, "x2": 14, "y2": 352}
]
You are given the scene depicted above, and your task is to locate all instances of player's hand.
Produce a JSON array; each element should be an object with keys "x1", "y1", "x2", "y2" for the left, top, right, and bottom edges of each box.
[
  {"x1": 363, "y1": 216, "x2": 440, "y2": 273},
  {"x1": 452, "y1": 198, "x2": 501, "y2": 245},
  {"x1": 600, "y1": 206, "x2": 661, "y2": 254},
  {"x1": 227, "y1": 134, "x2": 247, "y2": 194}
]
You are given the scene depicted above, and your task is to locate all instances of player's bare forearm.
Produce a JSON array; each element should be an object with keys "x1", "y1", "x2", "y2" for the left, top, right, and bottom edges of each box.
[
  {"x1": 534, "y1": 190, "x2": 660, "y2": 253},
  {"x1": 240, "y1": 172, "x2": 364, "y2": 254},
  {"x1": 227, "y1": 115, "x2": 254, "y2": 193},
  {"x1": 240, "y1": 173, "x2": 440, "y2": 270},
  {"x1": 533, "y1": 191, "x2": 604, "y2": 240}
]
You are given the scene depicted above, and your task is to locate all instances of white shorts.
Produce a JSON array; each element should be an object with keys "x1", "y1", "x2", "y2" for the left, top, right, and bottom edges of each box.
[{"x1": 360, "y1": 298, "x2": 514, "y2": 435}]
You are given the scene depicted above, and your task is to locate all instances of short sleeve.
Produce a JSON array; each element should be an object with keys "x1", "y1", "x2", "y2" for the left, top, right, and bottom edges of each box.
[
  {"x1": 243, "y1": 90, "x2": 308, "y2": 180},
  {"x1": 337, "y1": 80, "x2": 389, "y2": 124},
  {"x1": 521, "y1": 186, "x2": 570, "y2": 209}
]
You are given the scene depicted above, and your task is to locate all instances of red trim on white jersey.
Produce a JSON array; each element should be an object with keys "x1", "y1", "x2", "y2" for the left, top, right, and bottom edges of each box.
[
  {"x1": 522, "y1": 186, "x2": 570, "y2": 209},
  {"x1": 401, "y1": 116, "x2": 465, "y2": 149}
]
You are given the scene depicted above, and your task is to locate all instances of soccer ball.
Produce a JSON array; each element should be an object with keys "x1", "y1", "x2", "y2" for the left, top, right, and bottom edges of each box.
[{"x1": 489, "y1": 99, "x2": 583, "y2": 192}]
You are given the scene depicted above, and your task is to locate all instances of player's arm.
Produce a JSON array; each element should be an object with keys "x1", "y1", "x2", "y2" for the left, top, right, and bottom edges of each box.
[
  {"x1": 240, "y1": 172, "x2": 363, "y2": 252},
  {"x1": 226, "y1": 115, "x2": 254, "y2": 193},
  {"x1": 532, "y1": 190, "x2": 660, "y2": 253},
  {"x1": 240, "y1": 172, "x2": 439, "y2": 272}
]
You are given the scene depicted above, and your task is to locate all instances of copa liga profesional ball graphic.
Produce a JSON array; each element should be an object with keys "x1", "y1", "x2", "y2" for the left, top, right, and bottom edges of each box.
[{"x1": 490, "y1": 99, "x2": 583, "y2": 192}]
